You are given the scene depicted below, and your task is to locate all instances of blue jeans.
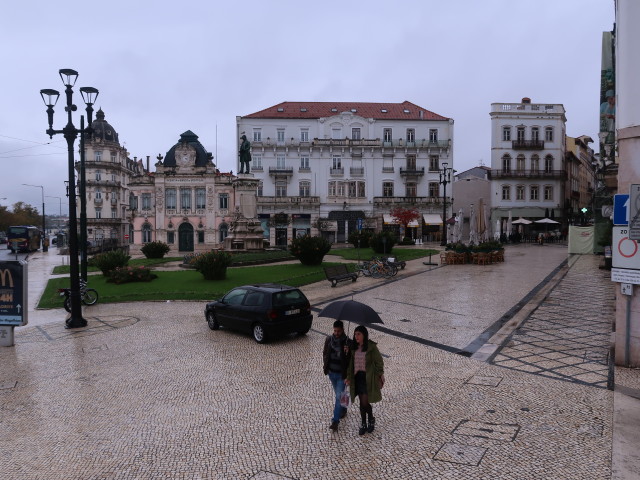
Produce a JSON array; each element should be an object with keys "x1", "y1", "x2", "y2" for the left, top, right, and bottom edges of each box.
[{"x1": 328, "y1": 371, "x2": 347, "y2": 423}]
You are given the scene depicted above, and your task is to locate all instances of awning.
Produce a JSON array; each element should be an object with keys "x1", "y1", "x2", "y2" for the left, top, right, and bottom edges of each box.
[
  {"x1": 422, "y1": 214, "x2": 443, "y2": 225},
  {"x1": 383, "y1": 214, "x2": 398, "y2": 225},
  {"x1": 408, "y1": 219, "x2": 419, "y2": 227}
]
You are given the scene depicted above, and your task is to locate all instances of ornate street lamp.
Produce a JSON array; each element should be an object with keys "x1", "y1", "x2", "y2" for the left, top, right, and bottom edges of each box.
[
  {"x1": 439, "y1": 162, "x2": 453, "y2": 246},
  {"x1": 40, "y1": 69, "x2": 99, "y2": 328}
]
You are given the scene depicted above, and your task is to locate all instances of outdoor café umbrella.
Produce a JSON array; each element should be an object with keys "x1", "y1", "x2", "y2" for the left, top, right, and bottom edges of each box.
[
  {"x1": 511, "y1": 217, "x2": 532, "y2": 225},
  {"x1": 476, "y1": 199, "x2": 486, "y2": 241},
  {"x1": 495, "y1": 219, "x2": 501, "y2": 240},
  {"x1": 507, "y1": 211, "x2": 513, "y2": 238},
  {"x1": 318, "y1": 299, "x2": 384, "y2": 334},
  {"x1": 483, "y1": 203, "x2": 491, "y2": 242},
  {"x1": 469, "y1": 205, "x2": 478, "y2": 244}
]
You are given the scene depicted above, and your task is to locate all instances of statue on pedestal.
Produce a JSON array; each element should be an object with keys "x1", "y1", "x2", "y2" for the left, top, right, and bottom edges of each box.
[{"x1": 239, "y1": 134, "x2": 251, "y2": 174}]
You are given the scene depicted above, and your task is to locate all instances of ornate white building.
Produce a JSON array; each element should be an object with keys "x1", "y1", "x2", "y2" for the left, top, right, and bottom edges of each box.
[
  {"x1": 236, "y1": 101, "x2": 455, "y2": 246},
  {"x1": 489, "y1": 98, "x2": 567, "y2": 230}
]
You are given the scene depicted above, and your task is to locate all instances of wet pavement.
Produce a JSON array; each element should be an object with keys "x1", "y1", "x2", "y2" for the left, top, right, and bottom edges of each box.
[{"x1": 1, "y1": 243, "x2": 639, "y2": 479}]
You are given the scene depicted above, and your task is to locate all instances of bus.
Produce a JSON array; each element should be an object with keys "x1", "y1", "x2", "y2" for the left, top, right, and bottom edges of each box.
[{"x1": 7, "y1": 225, "x2": 42, "y2": 252}]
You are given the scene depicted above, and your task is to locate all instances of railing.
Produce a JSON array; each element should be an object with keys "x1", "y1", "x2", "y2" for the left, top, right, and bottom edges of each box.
[
  {"x1": 399, "y1": 167, "x2": 426, "y2": 176},
  {"x1": 373, "y1": 196, "x2": 442, "y2": 205},
  {"x1": 89, "y1": 217, "x2": 123, "y2": 224},
  {"x1": 94, "y1": 198, "x2": 103, "y2": 205},
  {"x1": 488, "y1": 169, "x2": 567, "y2": 180},
  {"x1": 350, "y1": 167, "x2": 365, "y2": 175},
  {"x1": 298, "y1": 166, "x2": 311, "y2": 172},
  {"x1": 268, "y1": 166, "x2": 294, "y2": 175},
  {"x1": 512, "y1": 139, "x2": 544, "y2": 150},
  {"x1": 257, "y1": 196, "x2": 320, "y2": 205},
  {"x1": 329, "y1": 167, "x2": 344, "y2": 175},
  {"x1": 382, "y1": 167, "x2": 395, "y2": 173},
  {"x1": 86, "y1": 179, "x2": 122, "y2": 187}
]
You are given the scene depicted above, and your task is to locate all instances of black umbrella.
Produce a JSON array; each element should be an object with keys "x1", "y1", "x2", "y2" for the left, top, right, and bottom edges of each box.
[{"x1": 318, "y1": 300, "x2": 383, "y2": 334}]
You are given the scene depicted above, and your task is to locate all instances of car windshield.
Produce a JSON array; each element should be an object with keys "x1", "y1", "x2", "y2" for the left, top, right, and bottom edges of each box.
[{"x1": 272, "y1": 290, "x2": 306, "y2": 307}]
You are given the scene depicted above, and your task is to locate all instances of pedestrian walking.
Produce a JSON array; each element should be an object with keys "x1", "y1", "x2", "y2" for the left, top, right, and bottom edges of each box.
[
  {"x1": 345, "y1": 325, "x2": 385, "y2": 435},
  {"x1": 323, "y1": 320, "x2": 351, "y2": 431}
]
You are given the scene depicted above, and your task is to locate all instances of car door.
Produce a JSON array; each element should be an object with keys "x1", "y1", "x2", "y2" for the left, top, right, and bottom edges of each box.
[
  {"x1": 217, "y1": 288, "x2": 249, "y2": 330},
  {"x1": 240, "y1": 289, "x2": 267, "y2": 332}
]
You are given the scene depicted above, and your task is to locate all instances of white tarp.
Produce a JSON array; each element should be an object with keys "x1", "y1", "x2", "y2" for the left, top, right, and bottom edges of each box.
[
  {"x1": 568, "y1": 226, "x2": 594, "y2": 254},
  {"x1": 423, "y1": 214, "x2": 443, "y2": 225},
  {"x1": 383, "y1": 214, "x2": 398, "y2": 225}
]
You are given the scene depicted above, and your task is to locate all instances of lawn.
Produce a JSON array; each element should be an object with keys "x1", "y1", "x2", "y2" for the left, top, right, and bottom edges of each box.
[
  {"x1": 39, "y1": 262, "x2": 328, "y2": 309},
  {"x1": 329, "y1": 246, "x2": 438, "y2": 262}
]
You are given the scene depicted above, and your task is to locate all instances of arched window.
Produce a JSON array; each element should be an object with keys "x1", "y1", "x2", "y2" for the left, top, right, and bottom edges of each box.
[
  {"x1": 531, "y1": 154, "x2": 540, "y2": 173},
  {"x1": 219, "y1": 224, "x2": 228, "y2": 243},
  {"x1": 142, "y1": 223, "x2": 152, "y2": 243},
  {"x1": 544, "y1": 155, "x2": 554, "y2": 173},
  {"x1": 502, "y1": 154, "x2": 511, "y2": 173},
  {"x1": 516, "y1": 154, "x2": 525, "y2": 172}
]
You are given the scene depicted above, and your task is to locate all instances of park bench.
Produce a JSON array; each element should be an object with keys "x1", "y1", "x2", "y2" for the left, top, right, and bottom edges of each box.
[{"x1": 324, "y1": 264, "x2": 358, "y2": 288}]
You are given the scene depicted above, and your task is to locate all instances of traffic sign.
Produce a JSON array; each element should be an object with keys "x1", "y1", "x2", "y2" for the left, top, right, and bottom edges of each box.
[
  {"x1": 613, "y1": 194, "x2": 629, "y2": 225},
  {"x1": 613, "y1": 226, "x2": 640, "y2": 270},
  {"x1": 0, "y1": 260, "x2": 28, "y2": 326},
  {"x1": 357, "y1": 218, "x2": 362, "y2": 231},
  {"x1": 629, "y1": 185, "x2": 640, "y2": 240},
  {"x1": 124, "y1": 234, "x2": 129, "y2": 239}
]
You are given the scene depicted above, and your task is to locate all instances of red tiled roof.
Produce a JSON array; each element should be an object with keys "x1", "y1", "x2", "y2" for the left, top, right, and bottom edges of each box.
[{"x1": 243, "y1": 101, "x2": 449, "y2": 121}]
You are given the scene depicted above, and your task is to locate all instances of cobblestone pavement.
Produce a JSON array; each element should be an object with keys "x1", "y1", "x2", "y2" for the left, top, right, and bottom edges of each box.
[
  {"x1": 0, "y1": 244, "x2": 633, "y2": 479},
  {"x1": 492, "y1": 254, "x2": 616, "y2": 389}
]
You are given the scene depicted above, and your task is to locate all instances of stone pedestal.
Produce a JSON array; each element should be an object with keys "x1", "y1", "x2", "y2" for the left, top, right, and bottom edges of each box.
[{"x1": 224, "y1": 174, "x2": 265, "y2": 251}]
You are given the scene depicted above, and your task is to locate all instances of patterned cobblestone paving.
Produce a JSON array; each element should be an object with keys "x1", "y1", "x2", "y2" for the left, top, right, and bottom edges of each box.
[{"x1": 492, "y1": 255, "x2": 615, "y2": 389}]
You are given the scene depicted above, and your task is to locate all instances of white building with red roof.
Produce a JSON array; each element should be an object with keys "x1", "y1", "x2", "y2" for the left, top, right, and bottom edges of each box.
[{"x1": 237, "y1": 101, "x2": 455, "y2": 246}]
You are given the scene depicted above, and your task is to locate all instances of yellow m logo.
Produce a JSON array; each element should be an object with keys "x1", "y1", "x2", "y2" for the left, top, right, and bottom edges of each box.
[{"x1": 0, "y1": 269, "x2": 14, "y2": 288}]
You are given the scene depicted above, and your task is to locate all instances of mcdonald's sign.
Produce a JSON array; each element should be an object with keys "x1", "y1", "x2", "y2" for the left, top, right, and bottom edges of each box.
[{"x1": 0, "y1": 260, "x2": 27, "y2": 327}]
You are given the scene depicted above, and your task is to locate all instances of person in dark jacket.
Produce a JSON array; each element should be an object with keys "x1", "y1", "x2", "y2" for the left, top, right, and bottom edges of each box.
[
  {"x1": 346, "y1": 325, "x2": 385, "y2": 435},
  {"x1": 323, "y1": 320, "x2": 351, "y2": 431}
]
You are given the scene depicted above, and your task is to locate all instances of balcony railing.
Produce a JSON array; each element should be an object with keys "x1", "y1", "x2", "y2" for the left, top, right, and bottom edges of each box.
[
  {"x1": 512, "y1": 139, "x2": 545, "y2": 150},
  {"x1": 373, "y1": 196, "x2": 442, "y2": 205},
  {"x1": 86, "y1": 179, "x2": 122, "y2": 187},
  {"x1": 382, "y1": 167, "x2": 395, "y2": 173},
  {"x1": 248, "y1": 138, "x2": 453, "y2": 149},
  {"x1": 329, "y1": 167, "x2": 344, "y2": 175},
  {"x1": 89, "y1": 217, "x2": 123, "y2": 224},
  {"x1": 350, "y1": 167, "x2": 365, "y2": 176},
  {"x1": 268, "y1": 166, "x2": 294, "y2": 176},
  {"x1": 257, "y1": 196, "x2": 320, "y2": 205},
  {"x1": 399, "y1": 167, "x2": 425, "y2": 176},
  {"x1": 94, "y1": 197, "x2": 103, "y2": 205},
  {"x1": 488, "y1": 169, "x2": 567, "y2": 180}
]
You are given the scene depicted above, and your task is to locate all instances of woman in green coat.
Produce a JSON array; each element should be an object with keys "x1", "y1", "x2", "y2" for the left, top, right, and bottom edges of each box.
[{"x1": 345, "y1": 325, "x2": 385, "y2": 435}]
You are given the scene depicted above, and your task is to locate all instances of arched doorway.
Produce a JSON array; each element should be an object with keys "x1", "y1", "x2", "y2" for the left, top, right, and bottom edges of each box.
[{"x1": 178, "y1": 223, "x2": 194, "y2": 252}]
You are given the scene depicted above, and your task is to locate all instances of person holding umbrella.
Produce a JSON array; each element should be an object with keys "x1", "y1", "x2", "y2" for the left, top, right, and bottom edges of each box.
[
  {"x1": 323, "y1": 320, "x2": 352, "y2": 432},
  {"x1": 345, "y1": 325, "x2": 385, "y2": 435}
]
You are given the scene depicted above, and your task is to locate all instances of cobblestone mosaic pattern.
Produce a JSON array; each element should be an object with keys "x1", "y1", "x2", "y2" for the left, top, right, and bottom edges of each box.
[{"x1": 492, "y1": 255, "x2": 615, "y2": 389}]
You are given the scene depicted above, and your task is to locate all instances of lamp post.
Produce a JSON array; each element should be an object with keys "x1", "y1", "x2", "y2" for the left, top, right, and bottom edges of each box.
[
  {"x1": 40, "y1": 69, "x2": 99, "y2": 329},
  {"x1": 22, "y1": 184, "x2": 47, "y2": 252},
  {"x1": 439, "y1": 162, "x2": 453, "y2": 246}
]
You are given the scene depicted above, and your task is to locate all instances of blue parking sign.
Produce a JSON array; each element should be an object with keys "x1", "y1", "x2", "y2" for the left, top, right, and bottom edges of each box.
[
  {"x1": 357, "y1": 218, "x2": 362, "y2": 231},
  {"x1": 614, "y1": 194, "x2": 630, "y2": 225}
]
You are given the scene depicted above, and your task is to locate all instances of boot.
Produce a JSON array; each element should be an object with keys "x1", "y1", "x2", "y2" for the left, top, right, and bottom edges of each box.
[
  {"x1": 359, "y1": 423, "x2": 367, "y2": 435},
  {"x1": 367, "y1": 416, "x2": 376, "y2": 433}
]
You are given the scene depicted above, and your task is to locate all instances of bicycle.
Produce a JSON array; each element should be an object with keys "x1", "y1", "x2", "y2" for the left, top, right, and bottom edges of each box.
[{"x1": 59, "y1": 279, "x2": 99, "y2": 312}]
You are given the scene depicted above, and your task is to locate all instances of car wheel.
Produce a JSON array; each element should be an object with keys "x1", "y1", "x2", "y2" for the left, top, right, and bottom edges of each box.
[
  {"x1": 252, "y1": 323, "x2": 266, "y2": 343},
  {"x1": 206, "y1": 310, "x2": 219, "y2": 330}
]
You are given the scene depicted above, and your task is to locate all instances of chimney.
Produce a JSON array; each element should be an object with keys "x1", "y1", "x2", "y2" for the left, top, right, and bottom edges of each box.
[
  {"x1": 419, "y1": 110, "x2": 423, "y2": 119},
  {"x1": 146, "y1": 156, "x2": 150, "y2": 172},
  {"x1": 521, "y1": 97, "x2": 531, "y2": 104}
]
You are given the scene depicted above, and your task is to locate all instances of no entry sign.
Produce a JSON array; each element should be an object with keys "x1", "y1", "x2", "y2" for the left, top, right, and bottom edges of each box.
[{"x1": 613, "y1": 226, "x2": 640, "y2": 270}]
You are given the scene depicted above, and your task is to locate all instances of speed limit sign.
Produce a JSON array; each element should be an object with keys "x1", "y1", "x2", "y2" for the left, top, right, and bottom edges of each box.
[{"x1": 613, "y1": 227, "x2": 640, "y2": 269}]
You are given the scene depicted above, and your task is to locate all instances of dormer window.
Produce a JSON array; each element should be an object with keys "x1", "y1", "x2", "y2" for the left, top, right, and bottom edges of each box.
[
  {"x1": 331, "y1": 108, "x2": 338, "y2": 112},
  {"x1": 381, "y1": 109, "x2": 388, "y2": 113},
  {"x1": 351, "y1": 108, "x2": 357, "y2": 113},
  {"x1": 300, "y1": 108, "x2": 307, "y2": 112},
  {"x1": 277, "y1": 107, "x2": 284, "y2": 112},
  {"x1": 403, "y1": 109, "x2": 410, "y2": 113}
]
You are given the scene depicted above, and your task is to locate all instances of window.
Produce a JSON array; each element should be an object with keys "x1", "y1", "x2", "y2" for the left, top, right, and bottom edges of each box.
[
  {"x1": 195, "y1": 188, "x2": 206, "y2": 209},
  {"x1": 328, "y1": 181, "x2": 336, "y2": 197},
  {"x1": 406, "y1": 182, "x2": 417, "y2": 197},
  {"x1": 406, "y1": 155, "x2": 416, "y2": 170},
  {"x1": 545, "y1": 127, "x2": 554, "y2": 142},
  {"x1": 275, "y1": 181, "x2": 287, "y2": 197},
  {"x1": 300, "y1": 129, "x2": 309, "y2": 142},
  {"x1": 429, "y1": 155, "x2": 439, "y2": 172},
  {"x1": 128, "y1": 192, "x2": 136, "y2": 209},
  {"x1": 332, "y1": 128, "x2": 342, "y2": 139},
  {"x1": 277, "y1": 129, "x2": 285, "y2": 143},
  {"x1": 544, "y1": 185, "x2": 553, "y2": 201},
  {"x1": 142, "y1": 223, "x2": 152, "y2": 243},
  {"x1": 257, "y1": 182, "x2": 263, "y2": 197},
  {"x1": 95, "y1": 189, "x2": 102, "y2": 199},
  {"x1": 544, "y1": 155, "x2": 554, "y2": 172},
  {"x1": 530, "y1": 185, "x2": 539, "y2": 200},
  {"x1": 95, "y1": 170, "x2": 102, "y2": 181},
  {"x1": 517, "y1": 126, "x2": 525, "y2": 141},
  {"x1": 516, "y1": 185, "x2": 525, "y2": 200},
  {"x1": 198, "y1": 231, "x2": 205, "y2": 243},
  {"x1": 336, "y1": 181, "x2": 345, "y2": 197},
  {"x1": 351, "y1": 128, "x2": 361, "y2": 140},
  {"x1": 219, "y1": 224, "x2": 228, "y2": 243},
  {"x1": 300, "y1": 156, "x2": 309, "y2": 169},
  {"x1": 167, "y1": 231, "x2": 175, "y2": 244},
  {"x1": 165, "y1": 188, "x2": 176, "y2": 209},
  {"x1": 531, "y1": 127, "x2": 540, "y2": 142},
  {"x1": 219, "y1": 193, "x2": 229, "y2": 209},
  {"x1": 328, "y1": 181, "x2": 345, "y2": 197},
  {"x1": 429, "y1": 182, "x2": 439, "y2": 197},
  {"x1": 332, "y1": 156, "x2": 341, "y2": 169},
  {"x1": 502, "y1": 154, "x2": 511, "y2": 172},
  {"x1": 141, "y1": 193, "x2": 151, "y2": 210},
  {"x1": 253, "y1": 129, "x2": 261, "y2": 142},
  {"x1": 111, "y1": 173, "x2": 116, "y2": 182},
  {"x1": 383, "y1": 128, "x2": 392, "y2": 142},
  {"x1": 95, "y1": 207, "x2": 102, "y2": 219},
  {"x1": 252, "y1": 154, "x2": 262, "y2": 169},
  {"x1": 95, "y1": 151, "x2": 102, "y2": 161},
  {"x1": 406, "y1": 128, "x2": 415, "y2": 142},
  {"x1": 180, "y1": 188, "x2": 191, "y2": 210},
  {"x1": 110, "y1": 152, "x2": 117, "y2": 162},
  {"x1": 348, "y1": 181, "x2": 365, "y2": 198},
  {"x1": 531, "y1": 155, "x2": 540, "y2": 172},
  {"x1": 111, "y1": 208, "x2": 117, "y2": 218},
  {"x1": 502, "y1": 126, "x2": 511, "y2": 141},
  {"x1": 383, "y1": 181, "x2": 394, "y2": 197},
  {"x1": 276, "y1": 154, "x2": 286, "y2": 169},
  {"x1": 429, "y1": 129, "x2": 438, "y2": 143},
  {"x1": 299, "y1": 181, "x2": 310, "y2": 197},
  {"x1": 516, "y1": 155, "x2": 525, "y2": 172},
  {"x1": 501, "y1": 185, "x2": 511, "y2": 200}
]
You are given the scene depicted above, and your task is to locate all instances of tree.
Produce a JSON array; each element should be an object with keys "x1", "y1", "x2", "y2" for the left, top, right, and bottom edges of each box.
[
  {"x1": 390, "y1": 207, "x2": 420, "y2": 236},
  {"x1": 0, "y1": 202, "x2": 41, "y2": 231}
]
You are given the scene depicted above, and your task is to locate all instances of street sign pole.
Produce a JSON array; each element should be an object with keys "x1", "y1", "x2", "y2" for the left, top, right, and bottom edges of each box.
[{"x1": 628, "y1": 184, "x2": 640, "y2": 240}]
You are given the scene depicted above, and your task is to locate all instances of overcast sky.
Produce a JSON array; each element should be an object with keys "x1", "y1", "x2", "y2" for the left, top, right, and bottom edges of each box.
[{"x1": 0, "y1": 0, "x2": 614, "y2": 215}]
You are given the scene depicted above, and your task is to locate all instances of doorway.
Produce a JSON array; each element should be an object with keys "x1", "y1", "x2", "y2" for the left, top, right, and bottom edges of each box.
[{"x1": 178, "y1": 223, "x2": 194, "y2": 252}]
